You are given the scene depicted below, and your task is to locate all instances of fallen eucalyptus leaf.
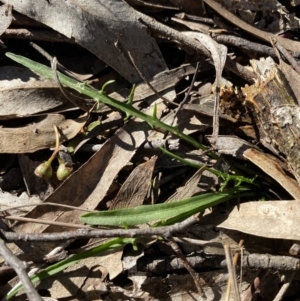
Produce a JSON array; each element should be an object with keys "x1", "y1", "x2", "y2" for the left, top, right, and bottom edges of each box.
[
  {"x1": 2, "y1": 0, "x2": 169, "y2": 85},
  {"x1": 201, "y1": 201, "x2": 300, "y2": 240},
  {"x1": 243, "y1": 148, "x2": 300, "y2": 200},
  {"x1": 0, "y1": 67, "x2": 69, "y2": 120},
  {"x1": 0, "y1": 114, "x2": 88, "y2": 153},
  {"x1": 110, "y1": 156, "x2": 157, "y2": 210}
]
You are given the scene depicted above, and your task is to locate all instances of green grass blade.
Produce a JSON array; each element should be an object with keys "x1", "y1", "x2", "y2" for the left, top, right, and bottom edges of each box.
[
  {"x1": 6, "y1": 237, "x2": 135, "y2": 299},
  {"x1": 80, "y1": 186, "x2": 252, "y2": 226}
]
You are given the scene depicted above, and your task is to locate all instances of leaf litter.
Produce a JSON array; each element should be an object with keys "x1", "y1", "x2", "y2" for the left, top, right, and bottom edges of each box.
[{"x1": 1, "y1": 0, "x2": 300, "y2": 300}]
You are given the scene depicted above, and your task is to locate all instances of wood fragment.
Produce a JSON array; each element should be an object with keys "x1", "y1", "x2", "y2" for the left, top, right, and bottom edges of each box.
[{"x1": 242, "y1": 57, "x2": 300, "y2": 185}]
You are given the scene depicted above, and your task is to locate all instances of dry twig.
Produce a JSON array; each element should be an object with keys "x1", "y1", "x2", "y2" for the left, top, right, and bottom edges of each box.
[{"x1": 0, "y1": 238, "x2": 42, "y2": 301}]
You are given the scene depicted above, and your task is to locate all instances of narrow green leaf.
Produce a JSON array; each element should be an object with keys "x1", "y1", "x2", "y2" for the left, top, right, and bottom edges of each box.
[
  {"x1": 80, "y1": 186, "x2": 252, "y2": 226},
  {"x1": 6, "y1": 238, "x2": 135, "y2": 299}
]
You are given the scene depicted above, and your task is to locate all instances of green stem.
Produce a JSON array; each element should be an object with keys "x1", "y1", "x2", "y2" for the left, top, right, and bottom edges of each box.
[{"x1": 6, "y1": 53, "x2": 214, "y2": 155}]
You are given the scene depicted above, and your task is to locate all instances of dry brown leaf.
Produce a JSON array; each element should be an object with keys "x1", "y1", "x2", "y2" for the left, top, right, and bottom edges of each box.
[
  {"x1": 167, "y1": 168, "x2": 207, "y2": 202},
  {"x1": 202, "y1": 201, "x2": 300, "y2": 240},
  {"x1": 3, "y1": 0, "x2": 170, "y2": 85},
  {"x1": 169, "y1": 0, "x2": 204, "y2": 15},
  {"x1": 110, "y1": 156, "x2": 157, "y2": 210},
  {"x1": 0, "y1": 67, "x2": 69, "y2": 120},
  {"x1": 243, "y1": 145, "x2": 300, "y2": 200},
  {"x1": 36, "y1": 252, "x2": 121, "y2": 298},
  {"x1": 9, "y1": 103, "x2": 165, "y2": 261},
  {"x1": 0, "y1": 114, "x2": 88, "y2": 153}
]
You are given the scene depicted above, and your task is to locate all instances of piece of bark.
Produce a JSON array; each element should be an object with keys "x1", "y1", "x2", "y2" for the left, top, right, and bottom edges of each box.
[{"x1": 242, "y1": 57, "x2": 300, "y2": 185}]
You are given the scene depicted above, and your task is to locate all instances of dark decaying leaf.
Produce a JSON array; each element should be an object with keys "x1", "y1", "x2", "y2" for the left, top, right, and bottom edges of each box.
[{"x1": 110, "y1": 156, "x2": 157, "y2": 210}]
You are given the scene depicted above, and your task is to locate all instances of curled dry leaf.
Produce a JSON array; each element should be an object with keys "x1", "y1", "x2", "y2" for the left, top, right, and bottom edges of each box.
[
  {"x1": 0, "y1": 67, "x2": 70, "y2": 120},
  {"x1": 183, "y1": 31, "x2": 227, "y2": 141},
  {"x1": 0, "y1": 114, "x2": 88, "y2": 153}
]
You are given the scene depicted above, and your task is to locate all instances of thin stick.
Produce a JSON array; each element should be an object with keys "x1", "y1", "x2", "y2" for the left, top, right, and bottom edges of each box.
[
  {"x1": 169, "y1": 62, "x2": 200, "y2": 129},
  {"x1": 0, "y1": 238, "x2": 42, "y2": 301},
  {"x1": 272, "y1": 272, "x2": 296, "y2": 301},
  {"x1": 272, "y1": 39, "x2": 300, "y2": 74},
  {"x1": 138, "y1": 13, "x2": 256, "y2": 83},
  {"x1": 127, "y1": 51, "x2": 179, "y2": 106},
  {"x1": 0, "y1": 201, "x2": 97, "y2": 213},
  {"x1": 223, "y1": 240, "x2": 241, "y2": 301},
  {"x1": 168, "y1": 236, "x2": 205, "y2": 297},
  {"x1": 225, "y1": 238, "x2": 245, "y2": 299},
  {"x1": 0, "y1": 215, "x2": 199, "y2": 242}
]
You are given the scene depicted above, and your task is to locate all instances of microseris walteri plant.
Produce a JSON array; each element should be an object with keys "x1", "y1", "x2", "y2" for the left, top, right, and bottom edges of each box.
[{"x1": 6, "y1": 53, "x2": 212, "y2": 154}]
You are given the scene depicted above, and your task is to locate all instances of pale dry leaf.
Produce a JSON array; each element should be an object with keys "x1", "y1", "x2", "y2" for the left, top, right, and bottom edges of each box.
[
  {"x1": 243, "y1": 148, "x2": 300, "y2": 200},
  {"x1": 0, "y1": 113, "x2": 88, "y2": 153},
  {"x1": 170, "y1": 17, "x2": 211, "y2": 34},
  {"x1": 0, "y1": 191, "x2": 41, "y2": 215},
  {"x1": 203, "y1": 201, "x2": 300, "y2": 240},
  {"x1": 0, "y1": 67, "x2": 69, "y2": 120},
  {"x1": 183, "y1": 31, "x2": 227, "y2": 141},
  {"x1": 132, "y1": 64, "x2": 197, "y2": 103},
  {"x1": 36, "y1": 254, "x2": 111, "y2": 298},
  {"x1": 160, "y1": 108, "x2": 212, "y2": 135},
  {"x1": 2, "y1": 0, "x2": 170, "y2": 86},
  {"x1": 0, "y1": 4, "x2": 12, "y2": 35}
]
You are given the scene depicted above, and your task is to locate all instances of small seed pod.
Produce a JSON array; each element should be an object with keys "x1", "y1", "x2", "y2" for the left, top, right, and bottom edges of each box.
[
  {"x1": 34, "y1": 161, "x2": 53, "y2": 180},
  {"x1": 56, "y1": 163, "x2": 73, "y2": 181}
]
